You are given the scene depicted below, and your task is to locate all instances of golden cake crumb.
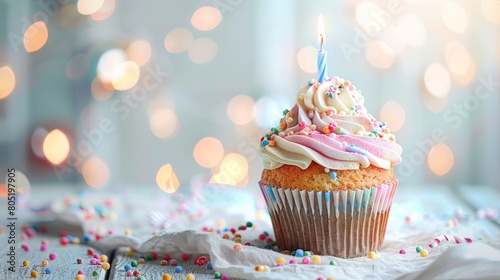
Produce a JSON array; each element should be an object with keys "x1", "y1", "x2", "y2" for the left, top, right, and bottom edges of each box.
[{"x1": 260, "y1": 161, "x2": 395, "y2": 192}]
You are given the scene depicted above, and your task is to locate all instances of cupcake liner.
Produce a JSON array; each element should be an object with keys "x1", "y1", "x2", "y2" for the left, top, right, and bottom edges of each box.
[{"x1": 260, "y1": 181, "x2": 398, "y2": 258}]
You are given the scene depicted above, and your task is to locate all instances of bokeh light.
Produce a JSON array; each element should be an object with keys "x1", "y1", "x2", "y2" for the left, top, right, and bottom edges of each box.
[
  {"x1": 150, "y1": 108, "x2": 178, "y2": 138},
  {"x1": 397, "y1": 15, "x2": 427, "y2": 47},
  {"x1": 23, "y1": 21, "x2": 48, "y2": 53},
  {"x1": 0, "y1": 184, "x2": 6, "y2": 198},
  {"x1": 442, "y1": 1, "x2": 468, "y2": 33},
  {"x1": 164, "y1": 28, "x2": 193, "y2": 53},
  {"x1": 428, "y1": 143, "x2": 454, "y2": 176},
  {"x1": 91, "y1": 77, "x2": 114, "y2": 101},
  {"x1": 0, "y1": 65, "x2": 16, "y2": 99},
  {"x1": 445, "y1": 41, "x2": 475, "y2": 84},
  {"x1": 193, "y1": 137, "x2": 224, "y2": 168},
  {"x1": 188, "y1": 38, "x2": 217, "y2": 64},
  {"x1": 77, "y1": 0, "x2": 104, "y2": 15},
  {"x1": 191, "y1": 6, "x2": 222, "y2": 31},
  {"x1": 380, "y1": 26, "x2": 406, "y2": 56},
  {"x1": 66, "y1": 54, "x2": 91, "y2": 80},
  {"x1": 365, "y1": 40, "x2": 395, "y2": 69},
  {"x1": 126, "y1": 40, "x2": 152, "y2": 67},
  {"x1": 423, "y1": 90, "x2": 448, "y2": 113},
  {"x1": 227, "y1": 95, "x2": 255, "y2": 125},
  {"x1": 379, "y1": 100, "x2": 405, "y2": 132},
  {"x1": 97, "y1": 49, "x2": 127, "y2": 84},
  {"x1": 297, "y1": 46, "x2": 317, "y2": 73},
  {"x1": 82, "y1": 156, "x2": 110, "y2": 188},
  {"x1": 355, "y1": 2, "x2": 384, "y2": 37},
  {"x1": 111, "y1": 61, "x2": 140, "y2": 91},
  {"x1": 424, "y1": 63, "x2": 451, "y2": 98},
  {"x1": 219, "y1": 153, "x2": 249, "y2": 183},
  {"x1": 90, "y1": 0, "x2": 115, "y2": 21},
  {"x1": 148, "y1": 96, "x2": 175, "y2": 118},
  {"x1": 482, "y1": 0, "x2": 500, "y2": 24},
  {"x1": 43, "y1": 129, "x2": 70, "y2": 165},
  {"x1": 31, "y1": 127, "x2": 49, "y2": 158},
  {"x1": 156, "y1": 164, "x2": 180, "y2": 193}
]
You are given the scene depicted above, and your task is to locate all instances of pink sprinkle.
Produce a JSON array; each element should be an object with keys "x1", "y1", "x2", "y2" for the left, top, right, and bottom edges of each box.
[
  {"x1": 318, "y1": 277, "x2": 326, "y2": 280},
  {"x1": 77, "y1": 269, "x2": 85, "y2": 275},
  {"x1": 277, "y1": 263, "x2": 284, "y2": 267},
  {"x1": 108, "y1": 230, "x2": 113, "y2": 235},
  {"x1": 49, "y1": 253, "x2": 57, "y2": 260},
  {"x1": 21, "y1": 233, "x2": 28, "y2": 241},
  {"x1": 60, "y1": 237, "x2": 69, "y2": 246},
  {"x1": 298, "y1": 122, "x2": 306, "y2": 128},
  {"x1": 88, "y1": 230, "x2": 95, "y2": 235},
  {"x1": 126, "y1": 270, "x2": 133, "y2": 276},
  {"x1": 21, "y1": 244, "x2": 30, "y2": 252},
  {"x1": 399, "y1": 249, "x2": 407, "y2": 254},
  {"x1": 289, "y1": 259, "x2": 297, "y2": 264},
  {"x1": 202, "y1": 226, "x2": 209, "y2": 232},
  {"x1": 221, "y1": 275, "x2": 230, "y2": 280},
  {"x1": 41, "y1": 244, "x2": 48, "y2": 251},
  {"x1": 302, "y1": 257, "x2": 311, "y2": 264},
  {"x1": 95, "y1": 234, "x2": 102, "y2": 241},
  {"x1": 170, "y1": 259, "x2": 178, "y2": 266},
  {"x1": 93, "y1": 253, "x2": 100, "y2": 259}
]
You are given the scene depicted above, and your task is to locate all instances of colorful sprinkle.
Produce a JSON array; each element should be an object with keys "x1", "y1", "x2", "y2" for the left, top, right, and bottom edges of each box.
[
  {"x1": 276, "y1": 257, "x2": 286, "y2": 265},
  {"x1": 289, "y1": 259, "x2": 298, "y2": 264},
  {"x1": 368, "y1": 251, "x2": 376, "y2": 259},
  {"x1": 294, "y1": 249, "x2": 304, "y2": 257},
  {"x1": 23, "y1": 260, "x2": 29, "y2": 266},
  {"x1": 75, "y1": 275, "x2": 84, "y2": 280},
  {"x1": 416, "y1": 246, "x2": 423, "y2": 253},
  {"x1": 126, "y1": 270, "x2": 134, "y2": 276},
  {"x1": 162, "y1": 274, "x2": 172, "y2": 280},
  {"x1": 133, "y1": 270, "x2": 141, "y2": 277},
  {"x1": 49, "y1": 253, "x2": 57, "y2": 260},
  {"x1": 174, "y1": 265, "x2": 183, "y2": 273},
  {"x1": 170, "y1": 259, "x2": 178, "y2": 266},
  {"x1": 329, "y1": 260, "x2": 336, "y2": 266},
  {"x1": 329, "y1": 172, "x2": 337, "y2": 179},
  {"x1": 312, "y1": 255, "x2": 321, "y2": 264},
  {"x1": 131, "y1": 261, "x2": 138, "y2": 267},
  {"x1": 45, "y1": 268, "x2": 52, "y2": 274},
  {"x1": 221, "y1": 275, "x2": 229, "y2": 280},
  {"x1": 420, "y1": 249, "x2": 429, "y2": 257},
  {"x1": 399, "y1": 249, "x2": 407, "y2": 254},
  {"x1": 214, "y1": 272, "x2": 222, "y2": 279},
  {"x1": 101, "y1": 262, "x2": 110, "y2": 270},
  {"x1": 302, "y1": 256, "x2": 311, "y2": 264},
  {"x1": 233, "y1": 243, "x2": 242, "y2": 251},
  {"x1": 41, "y1": 260, "x2": 49, "y2": 266},
  {"x1": 30, "y1": 270, "x2": 38, "y2": 278},
  {"x1": 124, "y1": 264, "x2": 132, "y2": 271},
  {"x1": 78, "y1": 270, "x2": 85, "y2": 275}
]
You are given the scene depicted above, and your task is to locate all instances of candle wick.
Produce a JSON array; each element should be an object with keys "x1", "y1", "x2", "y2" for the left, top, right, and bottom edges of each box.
[{"x1": 319, "y1": 34, "x2": 324, "y2": 51}]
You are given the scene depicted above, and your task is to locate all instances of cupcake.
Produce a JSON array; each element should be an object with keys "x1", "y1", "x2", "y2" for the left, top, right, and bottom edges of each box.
[{"x1": 259, "y1": 77, "x2": 402, "y2": 258}]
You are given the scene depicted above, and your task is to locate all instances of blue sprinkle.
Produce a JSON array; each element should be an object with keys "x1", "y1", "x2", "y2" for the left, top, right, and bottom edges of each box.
[
  {"x1": 329, "y1": 171, "x2": 337, "y2": 179},
  {"x1": 263, "y1": 231, "x2": 269, "y2": 237},
  {"x1": 346, "y1": 144, "x2": 368, "y2": 156},
  {"x1": 45, "y1": 268, "x2": 52, "y2": 274},
  {"x1": 295, "y1": 249, "x2": 304, "y2": 257},
  {"x1": 175, "y1": 265, "x2": 183, "y2": 273},
  {"x1": 262, "y1": 140, "x2": 269, "y2": 147},
  {"x1": 308, "y1": 80, "x2": 314, "y2": 86},
  {"x1": 83, "y1": 234, "x2": 90, "y2": 243},
  {"x1": 124, "y1": 264, "x2": 132, "y2": 271},
  {"x1": 265, "y1": 133, "x2": 270, "y2": 138},
  {"x1": 206, "y1": 262, "x2": 213, "y2": 270}
]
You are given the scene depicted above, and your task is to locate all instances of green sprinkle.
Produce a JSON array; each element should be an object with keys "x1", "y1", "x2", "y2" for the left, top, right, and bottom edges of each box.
[
  {"x1": 282, "y1": 109, "x2": 289, "y2": 116},
  {"x1": 291, "y1": 250, "x2": 296, "y2": 256},
  {"x1": 246, "y1": 221, "x2": 253, "y2": 228},
  {"x1": 92, "y1": 271, "x2": 100, "y2": 276},
  {"x1": 131, "y1": 261, "x2": 137, "y2": 267},
  {"x1": 304, "y1": 251, "x2": 311, "y2": 256},
  {"x1": 146, "y1": 253, "x2": 152, "y2": 260},
  {"x1": 329, "y1": 260, "x2": 337, "y2": 266},
  {"x1": 416, "y1": 246, "x2": 423, "y2": 253},
  {"x1": 272, "y1": 128, "x2": 279, "y2": 134},
  {"x1": 214, "y1": 272, "x2": 222, "y2": 279},
  {"x1": 335, "y1": 127, "x2": 342, "y2": 133}
]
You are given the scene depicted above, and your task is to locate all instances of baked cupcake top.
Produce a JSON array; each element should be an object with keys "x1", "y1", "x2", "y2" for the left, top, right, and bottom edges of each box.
[{"x1": 259, "y1": 77, "x2": 402, "y2": 171}]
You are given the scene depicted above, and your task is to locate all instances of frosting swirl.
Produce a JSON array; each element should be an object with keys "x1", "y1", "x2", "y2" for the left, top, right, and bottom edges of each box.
[{"x1": 259, "y1": 77, "x2": 402, "y2": 171}]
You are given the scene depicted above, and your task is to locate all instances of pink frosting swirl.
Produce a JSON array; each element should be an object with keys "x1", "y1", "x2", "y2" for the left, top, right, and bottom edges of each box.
[{"x1": 259, "y1": 78, "x2": 402, "y2": 170}]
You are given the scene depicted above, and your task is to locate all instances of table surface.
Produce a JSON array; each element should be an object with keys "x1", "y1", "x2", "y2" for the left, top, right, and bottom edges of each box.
[{"x1": 1, "y1": 183, "x2": 499, "y2": 280}]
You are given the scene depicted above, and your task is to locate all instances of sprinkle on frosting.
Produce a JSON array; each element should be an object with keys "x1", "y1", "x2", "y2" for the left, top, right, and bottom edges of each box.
[{"x1": 259, "y1": 77, "x2": 402, "y2": 171}]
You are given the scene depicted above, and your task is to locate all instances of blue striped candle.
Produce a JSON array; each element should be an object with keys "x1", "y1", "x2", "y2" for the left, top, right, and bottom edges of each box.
[{"x1": 317, "y1": 15, "x2": 328, "y2": 83}]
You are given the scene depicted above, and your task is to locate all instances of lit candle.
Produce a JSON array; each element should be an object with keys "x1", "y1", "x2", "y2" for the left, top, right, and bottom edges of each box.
[{"x1": 317, "y1": 15, "x2": 328, "y2": 83}]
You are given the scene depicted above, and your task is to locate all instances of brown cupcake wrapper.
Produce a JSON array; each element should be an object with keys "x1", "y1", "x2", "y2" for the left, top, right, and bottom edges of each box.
[{"x1": 260, "y1": 181, "x2": 398, "y2": 258}]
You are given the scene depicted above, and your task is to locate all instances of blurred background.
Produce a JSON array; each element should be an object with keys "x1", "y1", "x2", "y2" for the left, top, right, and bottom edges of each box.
[{"x1": 0, "y1": 0, "x2": 499, "y2": 198}]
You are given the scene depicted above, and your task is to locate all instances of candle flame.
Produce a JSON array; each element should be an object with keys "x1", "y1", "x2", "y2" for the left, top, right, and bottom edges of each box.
[{"x1": 318, "y1": 15, "x2": 325, "y2": 45}]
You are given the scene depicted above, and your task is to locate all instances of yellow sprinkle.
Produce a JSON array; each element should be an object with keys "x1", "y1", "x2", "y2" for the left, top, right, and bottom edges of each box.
[
  {"x1": 101, "y1": 261, "x2": 110, "y2": 270},
  {"x1": 41, "y1": 260, "x2": 49, "y2": 266},
  {"x1": 254, "y1": 265, "x2": 265, "y2": 272},
  {"x1": 100, "y1": 255, "x2": 108, "y2": 262},
  {"x1": 279, "y1": 123, "x2": 287, "y2": 131},
  {"x1": 327, "y1": 278, "x2": 336, "y2": 280},
  {"x1": 420, "y1": 249, "x2": 429, "y2": 257},
  {"x1": 126, "y1": 250, "x2": 133, "y2": 257},
  {"x1": 124, "y1": 229, "x2": 132, "y2": 236},
  {"x1": 162, "y1": 273, "x2": 172, "y2": 280},
  {"x1": 139, "y1": 258, "x2": 146, "y2": 264},
  {"x1": 312, "y1": 255, "x2": 321, "y2": 264},
  {"x1": 30, "y1": 271, "x2": 38, "y2": 278},
  {"x1": 23, "y1": 260, "x2": 29, "y2": 266},
  {"x1": 323, "y1": 126, "x2": 330, "y2": 134},
  {"x1": 368, "y1": 251, "x2": 376, "y2": 259},
  {"x1": 72, "y1": 237, "x2": 80, "y2": 244},
  {"x1": 186, "y1": 274, "x2": 195, "y2": 280},
  {"x1": 310, "y1": 124, "x2": 316, "y2": 130},
  {"x1": 287, "y1": 117, "x2": 293, "y2": 123},
  {"x1": 276, "y1": 257, "x2": 286, "y2": 265},
  {"x1": 75, "y1": 275, "x2": 84, "y2": 280}
]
